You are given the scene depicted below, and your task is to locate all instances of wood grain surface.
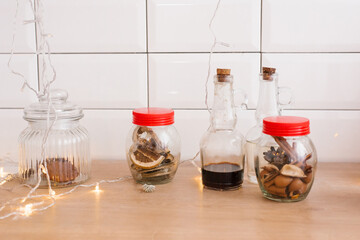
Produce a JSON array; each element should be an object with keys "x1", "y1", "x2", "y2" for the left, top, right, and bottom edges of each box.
[{"x1": 0, "y1": 161, "x2": 359, "y2": 240}]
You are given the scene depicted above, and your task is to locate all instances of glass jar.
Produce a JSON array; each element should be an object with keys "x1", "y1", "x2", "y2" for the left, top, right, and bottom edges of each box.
[
  {"x1": 126, "y1": 108, "x2": 180, "y2": 184},
  {"x1": 255, "y1": 116, "x2": 317, "y2": 202},
  {"x1": 200, "y1": 69, "x2": 245, "y2": 191},
  {"x1": 246, "y1": 67, "x2": 292, "y2": 184},
  {"x1": 19, "y1": 89, "x2": 90, "y2": 188}
]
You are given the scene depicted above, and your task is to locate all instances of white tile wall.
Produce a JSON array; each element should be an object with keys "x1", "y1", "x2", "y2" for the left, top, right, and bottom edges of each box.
[
  {"x1": 0, "y1": 0, "x2": 35, "y2": 53},
  {"x1": 176, "y1": 110, "x2": 256, "y2": 159},
  {"x1": 263, "y1": 0, "x2": 360, "y2": 52},
  {"x1": 284, "y1": 110, "x2": 360, "y2": 162},
  {"x1": 263, "y1": 53, "x2": 360, "y2": 109},
  {"x1": 148, "y1": 0, "x2": 260, "y2": 52},
  {"x1": 41, "y1": 0, "x2": 147, "y2": 52},
  {"x1": 149, "y1": 53, "x2": 260, "y2": 108},
  {"x1": 0, "y1": 110, "x2": 27, "y2": 162},
  {"x1": 0, "y1": 54, "x2": 38, "y2": 107},
  {"x1": 82, "y1": 110, "x2": 132, "y2": 161},
  {"x1": 0, "y1": 0, "x2": 359, "y2": 164},
  {"x1": 39, "y1": 54, "x2": 147, "y2": 108}
]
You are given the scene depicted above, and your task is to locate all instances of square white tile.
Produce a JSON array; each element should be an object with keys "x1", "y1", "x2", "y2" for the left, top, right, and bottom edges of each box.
[
  {"x1": 39, "y1": 54, "x2": 147, "y2": 109},
  {"x1": 149, "y1": 53, "x2": 260, "y2": 109},
  {"x1": 263, "y1": 0, "x2": 360, "y2": 52},
  {"x1": 82, "y1": 110, "x2": 132, "y2": 161},
  {"x1": 0, "y1": 109, "x2": 27, "y2": 163},
  {"x1": 284, "y1": 110, "x2": 360, "y2": 162},
  {"x1": 148, "y1": 0, "x2": 260, "y2": 52},
  {"x1": 0, "y1": 0, "x2": 36, "y2": 53},
  {"x1": 0, "y1": 54, "x2": 38, "y2": 108},
  {"x1": 263, "y1": 53, "x2": 360, "y2": 110},
  {"x1": 40, "y1": 0, "x2": 146, "y2": 52}
]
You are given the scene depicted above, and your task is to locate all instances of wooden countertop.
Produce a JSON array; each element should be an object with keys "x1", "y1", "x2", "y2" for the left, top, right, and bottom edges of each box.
[{"x1": 1, "y1": 161, "x2": 360, "y2": 240}]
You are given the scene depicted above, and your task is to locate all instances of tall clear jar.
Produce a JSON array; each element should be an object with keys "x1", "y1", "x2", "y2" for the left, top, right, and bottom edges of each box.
[
  {"x1": 200, "y1": 69, "x2": 245, "y2": 190},
  {"x1": 19, "y1": 89, "x2": 90, "y2": 188},
  {"x1": 245, "y1": 67, "x2": 292, "y2": 183},
  {"x1": 126, "y1": 108, "x2": 180, "y2": 184},
  {"x1": 255, "y1": 116, "x2": 317, "y2": 202}
]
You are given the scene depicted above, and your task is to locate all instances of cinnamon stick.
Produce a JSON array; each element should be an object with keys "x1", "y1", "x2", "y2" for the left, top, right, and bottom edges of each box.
[{"x1": 273, "y1": 136, "x2": 298, "y2": 162}]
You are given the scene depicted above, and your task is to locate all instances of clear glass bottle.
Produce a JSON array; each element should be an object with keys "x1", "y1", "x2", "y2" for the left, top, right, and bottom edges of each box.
[
  {"x1": 18, "y1": 89, "x2": 90, "y2": 188},
  {"x1": 200, "y1": 69, "x2": 245, "y2": 190},
  {"x1": 245, "y1": 67, "x2": 291, "y2": 183},
  {"x1": 126, "y1": 108, "x2": 181, "y2": 184},
  {"x1": 255, "y1": 116, "x2": 317, "y2": 202}
]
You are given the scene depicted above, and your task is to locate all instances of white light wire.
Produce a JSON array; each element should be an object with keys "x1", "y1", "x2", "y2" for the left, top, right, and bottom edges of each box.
[
  {"x1": 182, "y1": 0, "x2": 229, "y2": 171},
  {"x1": 0, "y1": 0, "x2": 227, "y2": 219}
]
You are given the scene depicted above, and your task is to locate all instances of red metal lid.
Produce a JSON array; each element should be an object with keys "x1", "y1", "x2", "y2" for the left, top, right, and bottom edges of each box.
[
  {"x1": 263, "y1": 116, "x2": 310, "y2": 136},
  {"x1": 133, "y1": 108, "x2": 174, "y2": 126}
]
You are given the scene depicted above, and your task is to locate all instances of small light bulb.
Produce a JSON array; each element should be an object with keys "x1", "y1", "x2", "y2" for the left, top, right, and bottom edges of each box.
[
  {"x1": 19, "y1": 204, "x2": 33, "y2": 217},
  {"x1": 50, "y1": 190, "x2": 56, "y2": 196},
  {"x1": 93, "y1": 183, "x2": 102, "y2": 194}
]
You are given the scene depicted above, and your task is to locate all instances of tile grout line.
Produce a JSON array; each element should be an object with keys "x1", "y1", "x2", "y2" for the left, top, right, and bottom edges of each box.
[
  {"x1": 34, "y1": 0, "x2": 40, "y2": 92},
  {"x1": 260, "y1": 0, "x2": 263, "y2": 71},
  {"x1": 1, "y1": 107, "x2": 360, "y2": 112},
  {"x1": 3, "y1": 51, "x2": 360, "y2": 55},
  {"x1": 145, "y1": 0, "x2": 150, "y2": 108}
]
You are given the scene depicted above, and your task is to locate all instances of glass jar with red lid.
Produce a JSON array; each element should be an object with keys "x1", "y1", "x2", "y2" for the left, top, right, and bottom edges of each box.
[
  {"x1": 126, "y1": 108, "x2": 180, "y2": 184},
  {"x1": 255, "y1": 116, "x2": 317, "y2": 202}
]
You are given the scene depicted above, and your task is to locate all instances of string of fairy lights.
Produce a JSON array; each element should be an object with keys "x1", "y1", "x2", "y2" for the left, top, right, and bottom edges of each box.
[{"x1": 0, "y1": 0, "x2": 227, "y2": 219}]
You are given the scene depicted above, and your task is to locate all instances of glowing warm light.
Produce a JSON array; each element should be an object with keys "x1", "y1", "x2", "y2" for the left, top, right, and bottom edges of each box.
[
  {"x1": 0, "y1": 167, "x2": 4, "y2": 178},
  {"x1": 193, "y1": 176, "x2": 203, "y2": 192},
  {"x1": 334, "y1": 133, "x2": 339, "y2": 138},
  {"x1": 19, "y1": 204, "x2": 33, "y2": 217},
  {"x1": 92, "y1": 183, "x2": 102, "y2": 194},
  {"x1": 50, "y1": 190, "x2": 56, "y2": 196}
]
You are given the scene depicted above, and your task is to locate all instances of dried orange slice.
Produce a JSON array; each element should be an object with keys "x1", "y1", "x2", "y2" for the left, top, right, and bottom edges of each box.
[{"x1": 130, "y1": 146, "x2": 165, "y2": 169}]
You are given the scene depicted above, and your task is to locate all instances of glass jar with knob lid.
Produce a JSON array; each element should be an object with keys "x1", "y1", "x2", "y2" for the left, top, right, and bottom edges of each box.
[{"x1": 18, "y1": 89, "x2": 90, "y2": 188}]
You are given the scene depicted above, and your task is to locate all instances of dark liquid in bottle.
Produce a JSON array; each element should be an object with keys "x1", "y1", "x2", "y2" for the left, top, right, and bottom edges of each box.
[{"x1": 202, "y1": 162, "x2": 244, "y2": 190}]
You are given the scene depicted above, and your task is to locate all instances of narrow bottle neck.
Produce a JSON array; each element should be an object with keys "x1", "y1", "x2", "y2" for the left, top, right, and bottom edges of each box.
[
  {"x1": 211, "y1": 76, "x2": 237, "y2": 130},
  {"x1": 255, "y1": 75, "x2": 280, "y2": 124}
]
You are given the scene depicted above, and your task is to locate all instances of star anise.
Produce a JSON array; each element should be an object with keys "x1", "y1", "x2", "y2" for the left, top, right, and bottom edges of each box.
[{"x1": 263, "y1": 146, "x2": 290, "y2": 169}]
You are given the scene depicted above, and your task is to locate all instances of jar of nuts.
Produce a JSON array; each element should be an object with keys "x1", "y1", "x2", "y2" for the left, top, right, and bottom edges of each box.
[{"x1": 255, "y1": 116, "x2": 317, "y2": 202}]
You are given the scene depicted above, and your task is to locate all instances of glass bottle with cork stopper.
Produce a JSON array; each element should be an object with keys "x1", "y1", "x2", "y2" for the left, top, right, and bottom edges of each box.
[
  {"x1": 200, "y1": 68, "x2": 245, "y2": 190},
  {"x1": 245, "y1": 67, "x2": 292, "y2": 183}
]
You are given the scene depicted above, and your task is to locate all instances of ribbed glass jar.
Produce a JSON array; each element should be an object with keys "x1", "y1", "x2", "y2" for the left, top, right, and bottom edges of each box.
[{"x1": 19, "y1": 89, "x2": 90, "y2": 188}]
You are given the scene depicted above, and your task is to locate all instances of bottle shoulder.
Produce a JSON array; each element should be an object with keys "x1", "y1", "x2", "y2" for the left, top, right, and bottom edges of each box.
[{"x1": 200, "y1": 129, "x2": 244, "y2": 146}]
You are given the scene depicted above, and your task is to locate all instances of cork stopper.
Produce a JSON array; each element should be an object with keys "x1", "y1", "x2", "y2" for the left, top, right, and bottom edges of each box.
[
  {"x1": 262, "y1": 67, "x2": 276, "y2": 80},
  {"x1": 217, "y1": 68, "x2": 231, "y2": 75},
  {"x1": 216, "y1": 68, "x2": 232, "y2": 82}
]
